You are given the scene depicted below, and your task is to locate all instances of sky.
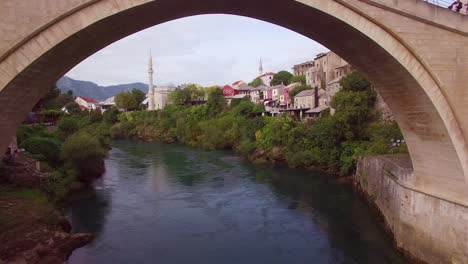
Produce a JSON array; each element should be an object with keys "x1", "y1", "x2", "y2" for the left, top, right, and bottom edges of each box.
[{"x1": 66, "y1": 14, "x2": 328, "y2": 87}]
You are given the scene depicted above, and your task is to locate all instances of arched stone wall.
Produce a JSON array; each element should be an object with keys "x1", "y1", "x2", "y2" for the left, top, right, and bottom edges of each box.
[{"x1": 0, "y1": 0, "x2": 467, "y2": 206}]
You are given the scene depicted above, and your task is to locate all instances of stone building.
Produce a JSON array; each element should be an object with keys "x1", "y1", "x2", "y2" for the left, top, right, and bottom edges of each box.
[
  {"x1": 146, "y1": 52, "x2": 175, "y2": 110},
  {"x1": 294, "y1": 89, "x2": 315, "y2": 109},
  {"x1": 292, "y1": 61, "x2": 314, "y2": 76},
  {"x1": 306, "y1": 51, "x2": 348, "y2": 89}
]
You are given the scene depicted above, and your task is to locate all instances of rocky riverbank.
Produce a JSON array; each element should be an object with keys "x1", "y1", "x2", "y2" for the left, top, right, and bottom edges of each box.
[{"x1": 0, "y1": 154, "x2": 93, "y2": 263}]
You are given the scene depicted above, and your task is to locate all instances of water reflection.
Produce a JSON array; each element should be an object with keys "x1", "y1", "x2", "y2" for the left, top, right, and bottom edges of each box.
[
  {"x1": 68, "y1": 141, "x2": 405, "y2": 264},
  {"x1": 67, "y1": 182, "x2": 111, "y2": 235}
]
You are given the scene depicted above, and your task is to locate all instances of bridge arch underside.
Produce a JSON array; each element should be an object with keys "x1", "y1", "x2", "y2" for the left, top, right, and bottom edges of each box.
[{"x1": 0, "y1": 0, "x2": 466, "y2": 204}]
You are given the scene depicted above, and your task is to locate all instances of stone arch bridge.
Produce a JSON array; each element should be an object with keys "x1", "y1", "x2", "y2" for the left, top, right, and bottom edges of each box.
[{"x1": 0, "y1": 0, "x2": 467, "y2": 262}]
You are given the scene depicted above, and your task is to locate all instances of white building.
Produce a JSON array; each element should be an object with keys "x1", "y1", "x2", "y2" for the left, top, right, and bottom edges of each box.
[
  {"x1": 256, "y1": 58, "x2": 275, "y2": 87},
  {"x1": 146, "y1": 52, "x2": 175, "y2": 110},
  {"x1": 75, "y1": 96, "x2": 99, "y2": 111}
]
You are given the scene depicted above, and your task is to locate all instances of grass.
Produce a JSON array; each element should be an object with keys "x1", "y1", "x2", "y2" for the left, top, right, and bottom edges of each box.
[{"x1": 0, "y1": 186, "x2": 61, "y2": 234}]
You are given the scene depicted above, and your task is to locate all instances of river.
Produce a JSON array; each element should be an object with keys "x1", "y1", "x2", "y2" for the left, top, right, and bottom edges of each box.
[{"x1": 67, "y1": 141, "x2": 405, "y2": 264}]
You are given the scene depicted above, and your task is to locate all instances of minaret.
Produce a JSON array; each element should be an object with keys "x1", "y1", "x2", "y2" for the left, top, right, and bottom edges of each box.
[
  {"x1": 148, "y1": 50, "x2": 155, "y2": 111},
  {"x1": 259, "y1": 58, "x2": 264, "y2": 76}
]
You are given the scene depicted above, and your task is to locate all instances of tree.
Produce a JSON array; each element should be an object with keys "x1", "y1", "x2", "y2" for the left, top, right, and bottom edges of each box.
[
  {"x1": 339, "y1": 71, "x2": 371, "y2": 92},
  {"x1": 61, "y1": 132, "x2": 106, "y2": 180},
  {"x1": 169, "y1": 84, "x2": 206, "y2": 105},
  {"x1": 64, "y1": 102, "x2": 81, "y2": 115},
  {"x1": 290, "y1": 75, "x2": 306, "y2": 85},
  {"x1": 115, "y1": 92, "x2": 137, "y2": 111},
  {"x1": 206, "y1": 87, "x2": 226, "y2": 117},
  {"x1": 249, "y1": 77, "x2": 264, "y2": 87},
  {"x1": 271, "y1": 71, "x2": 293, "y2": 86},
  {"x1": 131, "y1": 88, "x2": 146, "y2": 106}
]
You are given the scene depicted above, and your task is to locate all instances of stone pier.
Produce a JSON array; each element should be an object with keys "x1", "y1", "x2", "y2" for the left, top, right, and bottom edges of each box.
[{"x1": 355, "y1": 155, "x2": 468, "y2": 264}]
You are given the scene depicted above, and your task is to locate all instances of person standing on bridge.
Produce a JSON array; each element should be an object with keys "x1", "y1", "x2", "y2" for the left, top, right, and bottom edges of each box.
[{"x1": 449, "y1": 0, "x2": 463, "y2": 12}]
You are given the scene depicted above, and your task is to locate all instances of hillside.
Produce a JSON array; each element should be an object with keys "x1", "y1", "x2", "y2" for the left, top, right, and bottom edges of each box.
[{"x1": 56, "y1": 76, "x2": 147, "y2": 101}]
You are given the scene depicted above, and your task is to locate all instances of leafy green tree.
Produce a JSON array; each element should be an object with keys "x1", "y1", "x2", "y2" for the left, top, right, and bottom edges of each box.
[
  {"x1": 232, "y1": 99, "x2": 264, "y2": 116},
  {"x1": 290, "y1": 75, "x2": 306, "y2": 85},
  {"x1": 340, "y1": 71, "x2": 371, "y2": 92},
  {"x1": 61, "y1": 132, "x2": 107, "y2": 180},
  {"x1": 249, "y1": 77, "x2": 264, "y2": 87},
  {"x1": 115, "y1": 92, "x2": 137, "y2": 111},
  {"x1": 169, "y1": 84, "x2": 206, "y2": 105},
  {"x1": 131, "y1": 88, "x2": 146, "y2": 106},
  {"x1": 64, "y1": 102, "x2": 81, "y2": 115},
  {"x1": 206, "y1": 87, "x2": 226, "y2": 117},
  {"x1": 271, "y1": 71, "x2": 293, "y2": 86}
]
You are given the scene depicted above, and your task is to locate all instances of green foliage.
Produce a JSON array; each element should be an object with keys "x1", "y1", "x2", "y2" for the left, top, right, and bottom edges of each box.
[
  {"x1": 20, "y1": 137, "x2": 61, "y2": 165},
  {"x1": 206, "y1": 87, "x2": 226, "y2": 117},
  {"x1": 110, "y1": 71, "x2": 406, "y2": 176},
  {"x1": 131, "y1": 88, "x2": 146, "y2": 106},
  {"x1": 115, "y1": 91, "x2": 137, "y2": 110},
  {"x1": 289, "y1": 85, "x2": 312, "y2": 101},
  {"x1": 57, "y1": 117, "x2": 80, "y2": 139},
  {"x1": 339, "y1": 71, "x2": 371, "y2": 92},
  {"x1": 60, "y1": 132, "x2": 106, "y2": 181},
  {"x1": 249, "y1": 77, "x2": 264, "y2": 87},
  {"x1": 169, "y1": 84, "x2": 206, "y2": 105},
  {"x1": 231, "y1": 99, "x2": 264, "y2": 116},
  {"x1": 103, "y1": 106, "x2": 120, "y2": 124},
  {"x1": 271, "y1": 71, "x2": 293, "y2": 86},
  {"x1": 64, "y1": 102, "x2": 81, "y2": 115},
  {"x1": 16, "y1": 125, "x2": 50, "y2": 145},
  {"x1": 290, "y1": 75, "x2": 306, "y2": 85}
]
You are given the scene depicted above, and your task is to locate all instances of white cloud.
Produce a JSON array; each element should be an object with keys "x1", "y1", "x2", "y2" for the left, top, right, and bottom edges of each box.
[{"x1": 66, "y1": 14, "x2": 328, "y2": 87}]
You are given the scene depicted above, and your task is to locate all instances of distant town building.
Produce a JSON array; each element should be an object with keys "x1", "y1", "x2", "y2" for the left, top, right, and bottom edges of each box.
[
  {"x1": 293, "y1": 61, "x2": 314, "y2": 76},
  {"x1": 145, "y1": 52, "x2": 175, "y2": 110},
  {"x1": 75, "y1": 96, "x2": 99, "y2": 111},
  {"x1": 232, "y1": 80, "x2": 247, "y2": 89},
  {"x1": 272, "y1": 85, "x2": 284, "y2": 101},
  {"x1": 294, "y1": 89, "x2": 315, "y2": 109},
  {"x1": 100, "y1": 96, "x2": 116, "y2": 112},
  {"x1": 223, "y1": 85, "x2": 251, "y2": 97},
  {"x1": 304, "y1": 51, "x2": 347, "y2": 90},
  {"x1": 250, "y1": 85, "x2": 267, "y2": 103}
]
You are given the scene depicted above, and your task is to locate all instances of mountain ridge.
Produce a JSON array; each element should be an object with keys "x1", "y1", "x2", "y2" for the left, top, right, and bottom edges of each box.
[{"x1": 56, "y1": 76, "x2": 147, "y2": 101}]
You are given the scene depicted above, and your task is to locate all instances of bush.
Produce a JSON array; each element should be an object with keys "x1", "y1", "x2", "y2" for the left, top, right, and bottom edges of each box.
[
  {"x1": 60, "y1": 132, "x2": 106, "y2": 181},
  {"x1": 103, "y1": 106, "x2": 120, "y2": 124},
  {"x1": 16, "y1": 125, "x2": 50, "y2": 145},
  {"x1": 57, "y1": 117, "x2": 80, "y2": 139},
  {"x1": 20, "y1": 137, "x2": 61, "y2": 166}
]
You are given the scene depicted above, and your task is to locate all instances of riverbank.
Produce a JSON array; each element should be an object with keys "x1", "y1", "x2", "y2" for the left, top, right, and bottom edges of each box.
[
  {"x1": 0, "y1": 153, "x2": 94, "y2": 263},
  {"x1": 0, "y1": 186, "x2": 93, "y2": 263}
]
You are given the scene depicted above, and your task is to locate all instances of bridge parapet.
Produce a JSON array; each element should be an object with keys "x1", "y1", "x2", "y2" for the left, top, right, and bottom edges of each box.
[{"x1": 356, "y1": 0, "x2": 468, "y2": 35}]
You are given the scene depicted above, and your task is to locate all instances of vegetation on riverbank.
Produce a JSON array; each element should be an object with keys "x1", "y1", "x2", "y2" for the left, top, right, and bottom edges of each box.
[
  {"x1": 110, "y1": 72, "x2": 407, "y2": 175},
  {"x1": 7, "y1": 86, "x2": 112, "y2": 201}
]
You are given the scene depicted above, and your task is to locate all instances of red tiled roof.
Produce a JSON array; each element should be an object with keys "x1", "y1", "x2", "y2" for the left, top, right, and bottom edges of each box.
[
  {"x1": 78, "y1": 96, "x2": 99, "y2": 104},
  {"x1": 232, "y1": 80, "x2": 244, "y2": 86}
]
